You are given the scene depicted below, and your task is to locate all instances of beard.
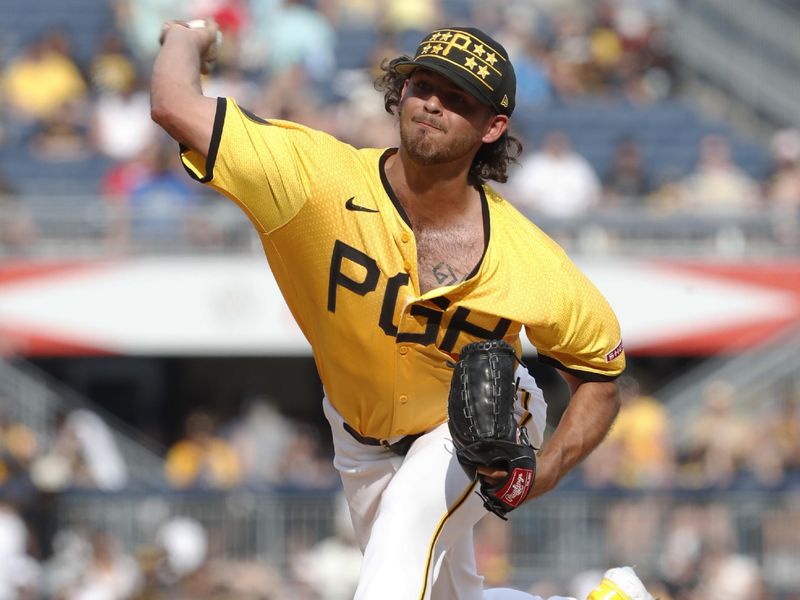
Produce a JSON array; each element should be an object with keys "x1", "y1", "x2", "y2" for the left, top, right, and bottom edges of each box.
[{"x1": 399, "y1": 111, "x2": 479, "y2": 167}]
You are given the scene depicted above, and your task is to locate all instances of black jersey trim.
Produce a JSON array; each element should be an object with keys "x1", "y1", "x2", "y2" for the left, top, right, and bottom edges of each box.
[
  {"x1": 464, "y1": 187, "x2": 490, "y2": 280},
  {"x1": 537, "y1": 353, "x2": 620, "y2": 382},
  {"x1": 430, "y1": 296, "x2": 451, "y2": 310},
  {"x1": 379, "y1": 148, "x2": 412, "y2": 227},
  {"x1": 241, "y1": 106, "x2": 269, "y2": 124},
  {"x1": 180, "y1": 96, "x2": 227, "y2": 183},
  {"x1": 378, "y1": 149, "x2": 490, "y2": 281}
]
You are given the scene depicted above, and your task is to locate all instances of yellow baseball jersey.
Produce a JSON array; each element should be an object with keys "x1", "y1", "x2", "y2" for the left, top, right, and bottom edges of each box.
[{"x1": 182, "y1": 97, "x2": 625, "y2": 439}]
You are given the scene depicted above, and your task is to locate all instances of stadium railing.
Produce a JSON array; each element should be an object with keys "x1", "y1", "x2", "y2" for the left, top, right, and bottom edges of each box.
[
  {"x1": 2, "y1": 197, "x2": 797, "y2": 259},
  {"x1": 52, "y1": 486, "x2": 800, "y2": 592},
  {"x1": 0, "y1": 358, "x2": 164, "y2": 482},
  {"x1": 657, "y1": 324, "x2": 800, "y2": 445}
]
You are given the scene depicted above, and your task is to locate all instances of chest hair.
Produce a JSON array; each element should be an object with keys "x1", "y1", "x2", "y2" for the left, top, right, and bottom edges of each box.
[{"x1": 414, "y1": 219, "x2": 484, "y2": 294}]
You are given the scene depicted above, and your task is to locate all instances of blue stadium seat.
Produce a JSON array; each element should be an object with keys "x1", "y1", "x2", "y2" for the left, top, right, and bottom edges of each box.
[
  {"x1": 441, "y1": 0, "x2": 474, "y2": 22},
  {"x1": 0, "y1": 0, "x2": 113, "y2": 64},
  {"x1": 510, "y1": 99, "x2": 772, "y2": 181},
  {"x1": 1, "y1": 146, "x2": 113, "y2": 195},
  {"x1": 334, "y1": 25, "x2": 378, "y2": 71}
]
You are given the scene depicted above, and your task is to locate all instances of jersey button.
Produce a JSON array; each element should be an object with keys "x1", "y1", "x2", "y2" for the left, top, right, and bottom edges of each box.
[
  {"x1": 397, "y1": 428, "x2": 407, "y2": 435},
  {"x1": 404, "y1": 262, "x2": 412, "y2": 272},
  {"x1": 399, "y1": 346, "x2": 409, "y2": 355},
  {"x1": 401, "y1": 232, "x2": 410, "y2": 243},
  {"x1": 399, "y1": 395, "x2": 408, "y2": 404}
]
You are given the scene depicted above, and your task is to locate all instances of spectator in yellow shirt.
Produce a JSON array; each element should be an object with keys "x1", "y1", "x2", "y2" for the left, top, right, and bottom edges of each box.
[
  {"x1": 2, "y1": 30, "x2": 87, "y2": 122},
  {"x1": 165, "y1": 411, "x2": 242, "y2": 489}
]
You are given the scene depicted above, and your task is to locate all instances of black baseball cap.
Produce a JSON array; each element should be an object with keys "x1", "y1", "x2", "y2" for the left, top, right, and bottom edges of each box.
[{"x1": 394, "y1": 27, "x2": 516, "y2": 116}]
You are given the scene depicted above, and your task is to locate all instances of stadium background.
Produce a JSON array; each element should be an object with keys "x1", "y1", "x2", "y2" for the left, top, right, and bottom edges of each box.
[{"x1": 0, "y1": 0, "x2": 799, "y2": 598}]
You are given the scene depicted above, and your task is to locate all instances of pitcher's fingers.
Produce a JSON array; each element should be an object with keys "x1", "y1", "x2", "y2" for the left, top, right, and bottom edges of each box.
[
  {"x1": 159, "y1": 20, "x2": 189, "y2": 45},
  {"x1": 477, "y1": 466, "x2": 508, "y2": 485}
]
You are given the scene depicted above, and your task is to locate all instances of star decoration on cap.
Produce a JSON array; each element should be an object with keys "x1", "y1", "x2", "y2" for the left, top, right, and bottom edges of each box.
[
  {"x1": 485, "y1": 52, "x2": 498, "y2": 66},
  {"x1": 432, "y1": 44, "x2": 443, "y2": 54},
  {"x1": 477, "y1": 65, "x2": 490, "y2": 79},
  {"x1": 472, "y1": 43, "x2": 486, "y2": 57},
  {"x1": 464, "y1": 56, "x2": 477, "y2": 69},
  {"x1": 422, "y1": 44, "x2": 432, "y2": 54},
  {"x1": 439, "y1": 32, "x2": 453, "y2": 42},
  {"x1": 430, "y1": 32, "x2": 441, "y2": 41}
]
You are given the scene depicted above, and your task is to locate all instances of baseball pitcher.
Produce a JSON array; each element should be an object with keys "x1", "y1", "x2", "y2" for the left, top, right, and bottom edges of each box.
[{"x1": 151, "y1": 20, "x2": 626, "y2": 600}]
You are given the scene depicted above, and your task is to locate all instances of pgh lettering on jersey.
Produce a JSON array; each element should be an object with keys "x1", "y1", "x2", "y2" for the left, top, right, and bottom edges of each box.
[{"x1": 181, "y1": 97, "x2": 626, "y2": 440}]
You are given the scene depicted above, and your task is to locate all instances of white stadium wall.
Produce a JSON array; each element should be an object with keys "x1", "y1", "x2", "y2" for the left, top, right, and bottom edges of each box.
[{"x1": 1, "y1": 257, "x2": 798, "y2": 356}]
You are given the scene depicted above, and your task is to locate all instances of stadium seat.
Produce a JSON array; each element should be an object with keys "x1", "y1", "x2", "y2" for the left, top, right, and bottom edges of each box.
[{"x1": 0, "y1": 0, "x2": 114, "y2": 64}]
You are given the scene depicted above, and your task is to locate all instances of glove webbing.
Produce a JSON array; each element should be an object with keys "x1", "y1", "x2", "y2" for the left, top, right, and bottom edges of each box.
[
  {"x1": 456, "y1": 346, "x2": 523, "y2": 439},
  {"x1": 476, "y1": 490, "x2": 509, "y2": 521}
]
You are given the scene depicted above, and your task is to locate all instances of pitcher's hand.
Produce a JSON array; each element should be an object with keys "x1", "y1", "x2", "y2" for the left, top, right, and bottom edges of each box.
[{"x1": 159, "y1": 18, "x2": 221, "y2": 74}]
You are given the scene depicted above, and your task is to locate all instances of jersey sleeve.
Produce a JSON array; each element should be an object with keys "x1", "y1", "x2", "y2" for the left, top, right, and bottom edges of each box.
[
  {"x1": 180, "y1": 96, "x2": 340, "y2": 233},
  {"x1": 525, "y1": 258, "x2": 625, "y2": 382}
]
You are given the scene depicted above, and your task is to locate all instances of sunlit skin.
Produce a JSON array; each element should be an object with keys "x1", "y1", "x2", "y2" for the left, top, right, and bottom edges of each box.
[
  {"x1": 383, "y1": 67, "x2": 511, "y2": 243},
  {"x1": 477, "y1": 465, "x2": 507, "y2": 483},
  {"x1": 395, "y1": 68, "x2": 508, "y2": 178}
]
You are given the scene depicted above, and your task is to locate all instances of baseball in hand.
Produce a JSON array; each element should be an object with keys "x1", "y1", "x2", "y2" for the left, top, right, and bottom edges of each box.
[
  {"x1": 186, "y1": 19, "x2": 223, "y2": 49},
  {"x1": 160, "y1": 18, "x2": 222, "y2": 74},
  {"x1": 186, "y1": 19, "x2": 223, "y2": 74}
]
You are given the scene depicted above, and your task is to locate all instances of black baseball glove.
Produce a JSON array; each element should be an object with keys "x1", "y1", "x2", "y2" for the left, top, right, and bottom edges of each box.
[{"x1": 447, "y1": 339, "x2": 537, "y2": 519}]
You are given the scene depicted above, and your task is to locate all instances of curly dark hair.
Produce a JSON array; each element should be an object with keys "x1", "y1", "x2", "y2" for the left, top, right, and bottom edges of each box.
[{"x1": 374, "y1": 56, "x2": 523, "y2": 186}]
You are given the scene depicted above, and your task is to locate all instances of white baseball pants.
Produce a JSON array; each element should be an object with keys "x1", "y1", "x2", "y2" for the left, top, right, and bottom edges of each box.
[{"x1": 323, "y1": 366, "x2": 547, "y2": 600}]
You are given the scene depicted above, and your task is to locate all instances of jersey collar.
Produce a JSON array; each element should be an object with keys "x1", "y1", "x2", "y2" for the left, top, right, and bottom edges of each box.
[{"x1": 378, "y1": 148, "x2": 491, "y2": 284}]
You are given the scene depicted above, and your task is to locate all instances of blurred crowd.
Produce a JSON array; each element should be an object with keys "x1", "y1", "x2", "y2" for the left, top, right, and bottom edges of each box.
[
  {"x1": 581, "y1": 375, "x2": 800, "y2": 491},
  {"x1": 502, "y1": 128, "x2": 800, "y2": 221},
  {"x1": 4, "y1": 490, "x2": 797, "y2": 599},
  {"x1": 163, "y1": 401, "x2": 338, "y2": 492},
  {"x1": 475, "y1": 502, "x2": 799, "y2": 600},
  {"x1": 0, "y1": 0, "x2": 680, "y2": 151},
  {"x1": 0, "y1": 498, "x2": 363, "y2": 599},
  {"x1": 2, "y1": 375, "x2": 800, "y2": 598},
  {"x1": 1, "y1": 0, "x2": 798, "y2": 256},
  {"x1": 3, "y1": 375, "x2": 798, "y2": 497},
  {"x1": 0, "y1": 399, "x2": 346, "y2": 598},
  {"x1": 0, "y1": 399, "x2": 338, "y2": 499}
]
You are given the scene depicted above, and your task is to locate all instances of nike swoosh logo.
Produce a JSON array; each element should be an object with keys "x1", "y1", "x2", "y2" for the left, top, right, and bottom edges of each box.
[{"x1": 345, "y1": 197, "x2": 379, "y2": 213}]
